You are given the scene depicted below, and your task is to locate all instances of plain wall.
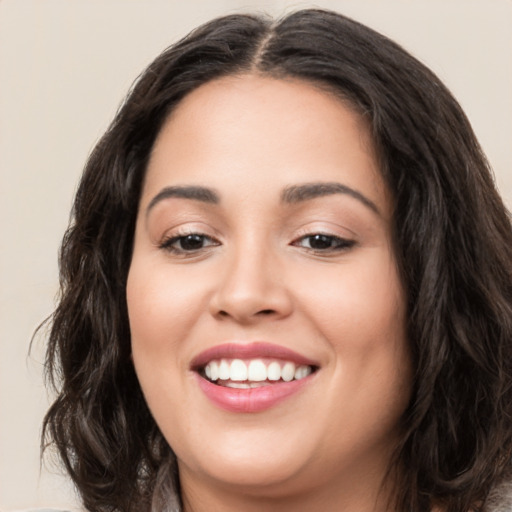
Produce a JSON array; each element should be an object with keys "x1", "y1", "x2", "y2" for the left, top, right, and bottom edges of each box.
[{"x1": 1, "y1": 0, "x2": 511, "y2": 509}]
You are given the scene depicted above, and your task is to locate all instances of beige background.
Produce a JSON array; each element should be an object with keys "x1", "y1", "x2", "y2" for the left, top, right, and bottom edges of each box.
[{"x1": 1, "y1": 0, "x2": 511, "y2": 510}]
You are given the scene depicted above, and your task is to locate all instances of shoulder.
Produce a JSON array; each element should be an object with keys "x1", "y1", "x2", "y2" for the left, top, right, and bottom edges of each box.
[{"x1": 487, "y1": 480, "x2": 512, "y2": 512}]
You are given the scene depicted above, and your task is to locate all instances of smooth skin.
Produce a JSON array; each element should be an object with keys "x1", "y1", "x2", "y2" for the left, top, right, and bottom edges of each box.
[{"x1": 127, "y1": 75, "x2": 412, "y2": 512}]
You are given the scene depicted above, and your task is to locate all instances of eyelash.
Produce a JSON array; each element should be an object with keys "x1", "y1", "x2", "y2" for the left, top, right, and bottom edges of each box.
[
  {"x1": 159, "y1": 232, "x2": 220, "y2": 255},
  {"x1": 159, "y1": 231, "x2": 355, "y2": 256},
  {"x1": 291, "y1": 233, "x2": 356, "y2": 253}
]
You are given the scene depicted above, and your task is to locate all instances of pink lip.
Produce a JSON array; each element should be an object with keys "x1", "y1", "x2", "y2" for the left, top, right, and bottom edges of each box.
[
  {"x1": 191, "y1": 342, "x2": 319, "y2": 413},
  {"x1": 194, "y1": 372, "x2": 315, "y2": 413}
]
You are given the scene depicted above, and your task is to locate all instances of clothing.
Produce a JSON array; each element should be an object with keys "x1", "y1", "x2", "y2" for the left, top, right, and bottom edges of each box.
[
  {"x1": 16, "y1": 483, "x2": 512, "y2": 512},
  {"x1": 487, "y1": 480, "x2": 512, "y2": 512}
]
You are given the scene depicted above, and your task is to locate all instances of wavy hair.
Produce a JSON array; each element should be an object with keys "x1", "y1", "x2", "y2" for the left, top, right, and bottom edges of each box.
[{"x1": 42, "y1": 9, "x2": 512, "y2": 512}]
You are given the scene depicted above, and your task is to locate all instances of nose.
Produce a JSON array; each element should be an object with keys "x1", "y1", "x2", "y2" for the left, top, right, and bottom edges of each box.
[{"x1": 208, "y1": 244, "x2": 293, "y2": 324}]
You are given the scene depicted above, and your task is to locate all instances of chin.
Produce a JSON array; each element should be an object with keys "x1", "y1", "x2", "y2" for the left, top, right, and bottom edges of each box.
[{"x1": 176, "y1": 428, "x2": 317, "y2": 493}]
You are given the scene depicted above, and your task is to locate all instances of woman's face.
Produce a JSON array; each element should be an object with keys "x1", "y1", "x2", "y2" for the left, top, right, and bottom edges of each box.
[{"x1": 127, "y1": 75, "x2": 411, "y2": 503}]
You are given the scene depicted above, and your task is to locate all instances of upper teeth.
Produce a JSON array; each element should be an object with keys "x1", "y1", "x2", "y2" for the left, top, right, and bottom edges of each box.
[{"x1": 204, "y1": 359, "x2": 312, "y2": 383}]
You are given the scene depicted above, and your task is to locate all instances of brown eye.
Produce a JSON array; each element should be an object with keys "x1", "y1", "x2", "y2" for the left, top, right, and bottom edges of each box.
[
  {"x1": 178, "y1": 234, "x2": 208, "y2": 251},
  {"x1": 293, "y1": 234, "x2": 355, "y2": 252},
  {"x1": 307, "y1": 234, "x2": 336, "y2": 250},
  {"x1": 160, "y1": 233, "x2": 219, "y2": 253}
]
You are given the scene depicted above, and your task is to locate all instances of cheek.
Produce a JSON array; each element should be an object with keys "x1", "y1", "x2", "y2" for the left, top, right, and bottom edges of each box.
[
  {"x1": 126, "y1": 260, "x2": 202, "y2": 431},
  {"x1": 299, "y1": 250, "x2": 407, "y2": 347},
  {"x1": 126, "y1": 258, "x2": 208, "y2": 415},
  {"x1": 298, "y1": 249, "x2": 411, "y2": 410},
  {"x1": 127, "y1": 259, "x2": 207, "y2": 350}
]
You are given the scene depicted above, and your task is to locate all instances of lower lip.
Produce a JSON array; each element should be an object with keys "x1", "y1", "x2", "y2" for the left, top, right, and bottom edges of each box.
[{"x1": 195, "y1": 374, "x2": 313, "y2": 413}]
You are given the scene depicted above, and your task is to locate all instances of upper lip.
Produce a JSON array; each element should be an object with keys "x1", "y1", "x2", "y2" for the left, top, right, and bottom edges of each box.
[{"x1": 190, "y1": 342, "x2": 320, "y2": 370}]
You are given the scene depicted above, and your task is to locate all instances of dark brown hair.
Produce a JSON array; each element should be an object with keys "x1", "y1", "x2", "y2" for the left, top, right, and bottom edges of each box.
[{"x1": 42, "y1": 9, "x2": 512, "y2": 512}]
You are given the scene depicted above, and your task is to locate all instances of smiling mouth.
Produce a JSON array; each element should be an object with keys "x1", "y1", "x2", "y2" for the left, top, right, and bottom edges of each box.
[
  {"x1": 192, "y1": 343, "x2": 319, "y2": 412},
  {"x1": 199, "y1": 358, "x2": 317, "y2": 388}
]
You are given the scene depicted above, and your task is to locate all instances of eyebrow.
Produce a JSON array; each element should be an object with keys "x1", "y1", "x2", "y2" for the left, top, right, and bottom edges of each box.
[
  {"x1": 281, "y1": 182, "x2": 380, "y2": 215},
  {"x1": 146, "y1": 181, "x2": 380, "y2": 217},
  {"x1": 146, "y1": 185, "x2": 219, "y2": 215}
]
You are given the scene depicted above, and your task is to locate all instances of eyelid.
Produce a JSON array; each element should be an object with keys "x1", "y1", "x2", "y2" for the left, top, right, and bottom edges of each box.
[
  {"x1": 290, "y1": 224, "x2": 357, "y2": 254},
  {"x1": 155, "y1": 220, "x2": 220, "y2": 244},
  {"x1": 158, "y1": 233, "x2": 221, "y2": 259},
  {"x1": 159, "y1": 232, "x2": 219, "y2": 247},
  {"x1": 291, "y1": 222, "x2": 355, "y2": 240},
  {"x1": 156, "y1": 222, "x2": 222, "y2": 255}
]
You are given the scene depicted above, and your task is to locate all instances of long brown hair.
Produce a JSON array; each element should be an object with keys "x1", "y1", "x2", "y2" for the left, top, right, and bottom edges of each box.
[{"x1": 42, "y1": 9, "x2": 512, "y2": 512}]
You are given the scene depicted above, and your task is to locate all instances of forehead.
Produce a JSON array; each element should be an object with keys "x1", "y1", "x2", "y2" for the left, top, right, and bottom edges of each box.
[{"x1": 143, "y1": 74, "x2": 388, "y2": 215}]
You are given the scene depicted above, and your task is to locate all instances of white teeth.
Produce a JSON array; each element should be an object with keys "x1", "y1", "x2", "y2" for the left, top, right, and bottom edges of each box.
[
  {"x1": 267, "y1": 361, "x2": 281, "y2": 381},
  {"x1": 203, "y1": 358, "x2": 314, "y2": 384},
  {"x1": 250, "y1": 381, "x2": 269, "y2": 388},
  {"x1": 247, "y1": 360, "x2": 267, "y2": 381},
  {"x1": 294, "y1": 365, "x2": 311, "y2": 380},
  {"x1": 209, "y1": 360, "x2": 219, "y2": 381},
  {"x1": 225, "y1": 381, "x2": 271, "y2": 389},
  {"x1": 230, "y1": 359, "x2": 247, "y2": 381},
  {"x1": 281, "y1": 362, "x2": 295, "y2": 382},
  {"x1": 225, "y1": 381, "x2": 252, "y2": 389},
  {"x1": 218, "y1": 360, "x2": 230, "y2": 380}
]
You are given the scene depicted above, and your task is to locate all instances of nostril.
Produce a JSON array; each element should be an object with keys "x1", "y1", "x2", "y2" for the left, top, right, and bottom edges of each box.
[{"x1": 216, "y1": 308, "x2": 276, "y2": 320}]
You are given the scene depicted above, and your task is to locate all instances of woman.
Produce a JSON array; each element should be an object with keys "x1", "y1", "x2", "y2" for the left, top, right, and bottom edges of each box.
[{"x1": 42, "y1": 8, "x2": 512, "y2": 512}]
